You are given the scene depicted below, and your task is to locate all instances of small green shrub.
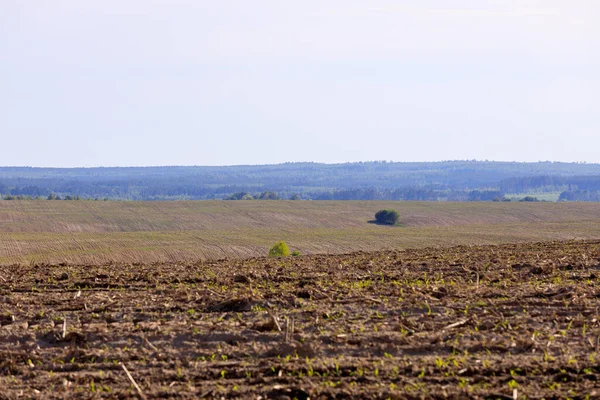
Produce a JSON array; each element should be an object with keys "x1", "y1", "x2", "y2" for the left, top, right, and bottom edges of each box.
[
  {"x1": 291, "y1": 251, "x2": 301, "y2": 257},
  {"x1": 268, "y1": 241, "x2": 290, "y2": 257},
  {"x1": 375, "y1": 209, "x2": 400, "y2": 225}
]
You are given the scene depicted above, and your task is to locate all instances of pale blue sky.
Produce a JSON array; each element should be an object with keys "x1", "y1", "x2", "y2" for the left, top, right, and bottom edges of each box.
[{"x1": 1, "y1": 1, "x2": 598, "y2": 167}]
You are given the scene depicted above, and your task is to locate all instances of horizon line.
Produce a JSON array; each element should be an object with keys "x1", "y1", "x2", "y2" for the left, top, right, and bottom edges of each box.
[{"x1": 1, "y1": 159, "x2": 599, "y2": 169}]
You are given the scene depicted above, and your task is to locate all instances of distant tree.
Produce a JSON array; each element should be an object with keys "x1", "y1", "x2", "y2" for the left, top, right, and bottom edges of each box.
[
  {"x1": 519, "y1": 196, "x2": 539, "y2": 202},
  {"x1": 259, "y1": 191, "x2": 280, "y2": 200},
  {"x1": 47, "y1": 193, "x2": 58, "y2": 200},
  {"x1": 375, "y1": 209, "x2": 400, "y2": 225},
  {"x1": 224, "y1": 192, "x2": 242, "y2": 200},
  {"x1": 268, "y1": 241, "x2": 290, "y2": 257},
  {"x1": 225, "y1": 192, "x2": 254, "y2": 200},
  {"x1": 3, "y1": 194, "x2": 15, "y2": 200},
  {"x1": 289, "y1": 193, "x2": 302, "y2": 200}
]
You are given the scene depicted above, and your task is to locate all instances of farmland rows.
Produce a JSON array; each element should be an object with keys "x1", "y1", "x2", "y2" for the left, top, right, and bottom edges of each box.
[
  {"x1": 1, "y1": 240, "x2": 600, "y2": 398},
  {"x1": 0, "y1": 200, "x2": 599, "y2": 233},
  {"x1": 1, "y1": 201, "x2": 600, "y2": 265}
]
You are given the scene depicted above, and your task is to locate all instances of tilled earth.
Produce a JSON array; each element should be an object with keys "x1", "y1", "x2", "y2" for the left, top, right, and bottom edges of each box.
[{"x1": 1, "y1": 240, "x2": 600, "y2": 399}]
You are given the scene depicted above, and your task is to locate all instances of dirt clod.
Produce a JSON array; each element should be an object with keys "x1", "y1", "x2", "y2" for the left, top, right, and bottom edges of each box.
[{"x1": 206, "y1": 298, "x2": 257, "y2": 313}]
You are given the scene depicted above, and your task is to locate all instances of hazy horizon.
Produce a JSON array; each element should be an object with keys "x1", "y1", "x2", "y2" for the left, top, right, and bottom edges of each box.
[
  {"x1": 2, "y1": 158, "x2": 600, "y2": 170},
  {"x1": 2, "y1": 1, "x2": 598, "y2": 167}
]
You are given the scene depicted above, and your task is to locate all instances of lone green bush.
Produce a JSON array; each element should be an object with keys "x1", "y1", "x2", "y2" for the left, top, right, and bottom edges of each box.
[
  {"x1": 268, "y1": 241, "x2": 290, "y2": 257},
  {"x1": 375, "y1": 209, "x2": 400, "y2": 225},
  {"x1": 291, "y1": 251, "x2": 301, "y2": 257}
]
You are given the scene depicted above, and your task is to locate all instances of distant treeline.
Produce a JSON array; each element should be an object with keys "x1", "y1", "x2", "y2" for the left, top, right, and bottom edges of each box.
[
  {"x1": 499, "y1": 175, "x2": 600, "y2": 193},
  {"x1": 2, "y1": 161, "x2": 600, "y2": 201},
  {"x1": 558, "y1": 190, "x2": 600, "y2": 202}
]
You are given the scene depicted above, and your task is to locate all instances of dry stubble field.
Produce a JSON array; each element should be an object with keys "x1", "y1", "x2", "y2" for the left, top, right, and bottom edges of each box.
[
  {"x1": 1, "y1": 240, "x2": 600, "y2": 398},
  {"x1": 1, "y1": 200, "x2": 600, "y2": 265}
]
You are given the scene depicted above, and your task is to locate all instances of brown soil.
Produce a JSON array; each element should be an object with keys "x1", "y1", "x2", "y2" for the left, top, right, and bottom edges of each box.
[{"x1": 1, "y1": 240, "x2": 600, "y2": 399}]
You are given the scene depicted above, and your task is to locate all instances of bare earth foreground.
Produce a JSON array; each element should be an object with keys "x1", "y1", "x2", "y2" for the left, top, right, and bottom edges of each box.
[
  {"x1": 2, "y1": 240, "x2": 600, "y2": 398},
  {"x1": 1, "y1": 200, "x2": 600, "y2": 265}
]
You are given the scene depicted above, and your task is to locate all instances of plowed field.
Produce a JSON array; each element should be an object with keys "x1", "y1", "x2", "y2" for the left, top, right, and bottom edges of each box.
[
  {"x1": 1, "y1": 200, "x2": 600, "y2": 265},
  {"x1": 2, "y1": 240, "x2": 600, "y2": 398}
]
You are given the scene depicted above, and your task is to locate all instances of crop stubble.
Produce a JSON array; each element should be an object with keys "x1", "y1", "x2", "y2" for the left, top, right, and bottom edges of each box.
[{"x1": 1, "y1": 240, "x2": 600, "y2": 398}]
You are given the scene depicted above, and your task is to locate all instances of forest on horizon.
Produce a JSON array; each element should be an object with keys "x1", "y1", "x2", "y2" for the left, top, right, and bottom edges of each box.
[{"x1": 2, "y1": 160, "x2": 600, "y2": 202}]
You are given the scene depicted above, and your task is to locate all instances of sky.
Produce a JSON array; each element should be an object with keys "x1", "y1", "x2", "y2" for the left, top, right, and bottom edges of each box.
[{"x1": 1, "y1": 0, "x2": 599, "y2": 167}]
